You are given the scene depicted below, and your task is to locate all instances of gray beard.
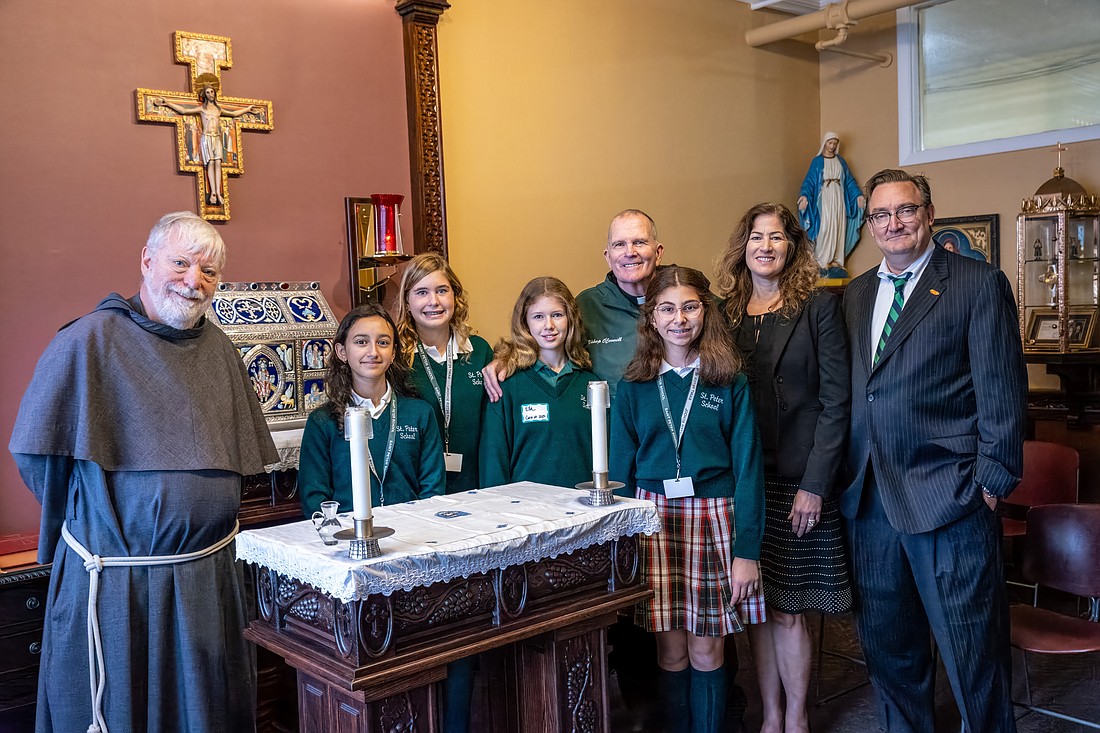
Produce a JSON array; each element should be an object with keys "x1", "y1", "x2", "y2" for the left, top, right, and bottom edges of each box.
[{"x1": 148, "y1": 286, "x2": 211, "y2": 329}]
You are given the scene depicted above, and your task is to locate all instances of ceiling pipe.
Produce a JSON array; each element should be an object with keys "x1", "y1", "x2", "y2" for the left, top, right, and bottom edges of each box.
[
  {"x1": 816, "y1": 24, "x2": 893, "y2": 66},
  {"x1": 745, "y1": 0, "x2": 923, "y2": 48}
]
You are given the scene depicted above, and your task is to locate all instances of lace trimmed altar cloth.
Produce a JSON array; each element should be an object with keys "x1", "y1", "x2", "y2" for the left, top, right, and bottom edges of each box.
[
  {"x1": 235, "y1": 482, "x2": 660, "y2": 603},
  {"x1": 264, "y1": 427, "x2": 303, "y2": 472}
]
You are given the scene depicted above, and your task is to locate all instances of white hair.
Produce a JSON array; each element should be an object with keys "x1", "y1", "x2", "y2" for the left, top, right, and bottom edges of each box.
[{"x1": 145, "y1": 211, "x2": 226, "y2": 272}]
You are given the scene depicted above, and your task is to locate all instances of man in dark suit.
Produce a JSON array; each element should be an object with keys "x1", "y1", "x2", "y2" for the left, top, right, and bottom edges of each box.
[{"x1": 841, "y1": 169, "x2": 1026, "y2": 732}]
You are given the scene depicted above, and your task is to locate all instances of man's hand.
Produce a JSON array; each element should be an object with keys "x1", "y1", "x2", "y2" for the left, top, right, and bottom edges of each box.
[
  {"x1": 729, "y1": 557, "x2": 760, "y2": 604},
  {"x1": 481, "y1": 360, "x2": 506, "y2": 403},
  {"x1": 982, "y1": 492, "x2": 998, "y2": 511}
]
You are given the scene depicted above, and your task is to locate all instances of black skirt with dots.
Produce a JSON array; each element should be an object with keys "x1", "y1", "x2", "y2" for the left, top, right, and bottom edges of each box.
[{"x1": 758, "y1": 473, "x2": 852, "y2": 615}]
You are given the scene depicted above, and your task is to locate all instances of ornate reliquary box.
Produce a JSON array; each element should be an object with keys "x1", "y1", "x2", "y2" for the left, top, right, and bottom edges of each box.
[{"x1": 207, "y1": 281, "x2": 337, "y2": 427}]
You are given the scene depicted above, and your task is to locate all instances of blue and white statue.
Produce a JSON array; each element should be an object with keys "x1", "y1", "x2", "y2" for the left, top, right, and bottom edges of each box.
[{"x1": 797, "y1": 132, "x2": 865, "y2": 278}]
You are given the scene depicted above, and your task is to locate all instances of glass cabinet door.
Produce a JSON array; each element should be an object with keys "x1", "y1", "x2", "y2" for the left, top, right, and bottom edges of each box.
[{"x1": 1019, "y1": 212, "x2": 1100, "y2": 351}]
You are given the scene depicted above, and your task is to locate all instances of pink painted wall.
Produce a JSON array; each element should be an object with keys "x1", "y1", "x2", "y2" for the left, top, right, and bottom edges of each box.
[{"x1": 0, "y1": 0, "x2": 413, "y2": 541}]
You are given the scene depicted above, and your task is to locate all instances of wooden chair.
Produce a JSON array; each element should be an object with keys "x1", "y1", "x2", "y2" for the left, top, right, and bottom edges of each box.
[
  {"x1": 1002, "y1": 441, "x2": 1079, "y2": 604},
  {"x1": 1009, "y1": 503, "x2": 1100, "y2": 730}
]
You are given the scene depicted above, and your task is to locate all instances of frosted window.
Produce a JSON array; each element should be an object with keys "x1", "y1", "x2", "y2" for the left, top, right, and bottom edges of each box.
[{"x1": 898, "y1": 0, "x2": 1100, "y2": 164}]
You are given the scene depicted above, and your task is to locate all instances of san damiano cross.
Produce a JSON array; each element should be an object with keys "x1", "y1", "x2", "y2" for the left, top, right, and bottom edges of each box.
[{"x1": 136, "y1": 31, "x2": 273, "y2": 221}]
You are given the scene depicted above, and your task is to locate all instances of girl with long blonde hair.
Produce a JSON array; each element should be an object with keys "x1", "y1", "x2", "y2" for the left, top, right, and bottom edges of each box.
[{"x1": 479, "y1": 276, "x2": 598, "y2": 489}]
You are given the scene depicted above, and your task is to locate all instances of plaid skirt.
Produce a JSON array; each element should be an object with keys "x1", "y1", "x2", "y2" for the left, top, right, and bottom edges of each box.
[{"x1": 635, "y1": 488, "x2": 767, "y2": 637}]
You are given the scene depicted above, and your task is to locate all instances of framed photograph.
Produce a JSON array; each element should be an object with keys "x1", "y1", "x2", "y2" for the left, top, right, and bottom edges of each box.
[
  {"x1": 345, "y1": 196, "x2": 373, "y2": 306},
  {"x1": 931, "y1": 214, "x2": 999, "y2": 266},
  {"x1": 1067, "y1": 308, "x2": 1096, "y2": 348},
  {"x1": 1025, "y1": 307, "x2": 1096, "y2": 349}
]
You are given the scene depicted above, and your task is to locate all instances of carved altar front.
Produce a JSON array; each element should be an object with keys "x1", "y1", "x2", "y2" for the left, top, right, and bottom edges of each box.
[{"x1": 237, "y1": 483, "x2": 659, "y2": 733}]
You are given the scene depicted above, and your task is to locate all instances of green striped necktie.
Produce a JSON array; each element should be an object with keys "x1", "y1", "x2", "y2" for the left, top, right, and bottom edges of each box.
[{"x1": 874, "y1": 273, "x2": 912, "y2": 366}]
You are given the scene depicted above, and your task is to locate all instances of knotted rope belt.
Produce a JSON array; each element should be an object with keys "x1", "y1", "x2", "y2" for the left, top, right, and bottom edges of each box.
[{"x1": 61, "y1": 520, "x2": 239, "y2": 733}]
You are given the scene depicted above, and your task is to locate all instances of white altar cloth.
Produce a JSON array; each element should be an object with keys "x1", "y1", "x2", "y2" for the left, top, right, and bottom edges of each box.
[
  {"x1": 264, "y1": 427, "x2": 304, "y2": 473},
  {"x1": 236, "y1": 482, "x2": 661, "y2": 603}
]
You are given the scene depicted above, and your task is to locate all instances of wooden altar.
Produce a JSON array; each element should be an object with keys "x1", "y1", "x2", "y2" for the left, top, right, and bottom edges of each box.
[{"x1": 239, "y1": 484, "x2": 658, "y2": 733}]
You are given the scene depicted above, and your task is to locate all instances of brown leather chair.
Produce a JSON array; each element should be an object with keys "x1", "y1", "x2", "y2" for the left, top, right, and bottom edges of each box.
[
  {"x1": 1003, "y1": 441, "x2": 1079, "y2": 604},
  {"x1": 1009, "y1": 503, "x2": 1100, "y2": 730},
  {"x1": 1002, "y1": 441, "x2": 1080, "y2": 537}
]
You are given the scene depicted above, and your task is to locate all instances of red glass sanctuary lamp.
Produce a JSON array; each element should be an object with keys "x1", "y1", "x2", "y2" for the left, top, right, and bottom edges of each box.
[{"x1": 369, "y1": 194, "x2": 408, "y2": 264}]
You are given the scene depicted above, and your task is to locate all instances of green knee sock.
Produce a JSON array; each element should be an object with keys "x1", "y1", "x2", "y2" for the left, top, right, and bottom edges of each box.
[
  {"x1": 689, "y1": 665, "x2": 727, "y2": 733},
  {"x1": 660, "y1": 668, "x2": 690, "y2": 733},
  {"x1": 441, "y1": 656, "x2": 475, "y2": 733}
]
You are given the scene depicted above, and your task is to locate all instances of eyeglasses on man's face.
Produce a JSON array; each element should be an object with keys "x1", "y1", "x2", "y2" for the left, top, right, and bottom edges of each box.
[
  {"x1": 867, "y1": 204, "x2": 926, "y2": 229},
  {"x1": 654, "y1": 301, "x2": 703, "y2": 318}
]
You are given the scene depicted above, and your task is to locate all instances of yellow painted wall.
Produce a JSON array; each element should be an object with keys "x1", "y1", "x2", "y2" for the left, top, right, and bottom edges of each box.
[
  {"x1": 437, "y1": 0, "x2": 821, "y2": 342},
  {"x1": 815, "y1": 12, "x2": 1100, "y2": 389}
]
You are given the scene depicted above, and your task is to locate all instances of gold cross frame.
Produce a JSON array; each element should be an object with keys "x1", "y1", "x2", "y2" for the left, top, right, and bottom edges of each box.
[{"x1": 136, "y1": 31, "x2": 274, "y2": 221}]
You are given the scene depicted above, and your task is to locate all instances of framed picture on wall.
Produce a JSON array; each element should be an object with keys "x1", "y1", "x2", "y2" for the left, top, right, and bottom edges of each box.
[{"x1": 931, "y1": 214, "x2": 999, "y2": 266}]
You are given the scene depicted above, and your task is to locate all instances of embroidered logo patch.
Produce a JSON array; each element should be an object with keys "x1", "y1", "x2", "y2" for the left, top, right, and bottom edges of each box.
[
  {"x1": 522, "y1": 403, "x2": 550, "y2": 423},
  {"x1": 699, "y1": 393, "x2": 724, "y2": 411}
]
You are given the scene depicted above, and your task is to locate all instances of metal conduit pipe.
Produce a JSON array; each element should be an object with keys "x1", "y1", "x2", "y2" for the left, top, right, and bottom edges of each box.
[{"x1": 745, "y1": 0, "x2": 924, "y2": 48}]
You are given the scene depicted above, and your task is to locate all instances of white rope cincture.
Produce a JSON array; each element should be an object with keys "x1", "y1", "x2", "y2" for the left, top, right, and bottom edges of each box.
[{"x1": 61, "y1": 520, "x2": 240, "y2": 733}]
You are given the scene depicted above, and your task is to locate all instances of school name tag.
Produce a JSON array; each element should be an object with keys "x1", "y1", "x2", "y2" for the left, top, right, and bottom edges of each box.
[
  {"x1": 444, "y1": 452, "x2": 464, "y2": 473},
  {"x1": 521, "y1": 403, "x2": 550, "y2": 423},
  {"x1": 663, "y1": 476, "x2": 695, "y2": 499}
]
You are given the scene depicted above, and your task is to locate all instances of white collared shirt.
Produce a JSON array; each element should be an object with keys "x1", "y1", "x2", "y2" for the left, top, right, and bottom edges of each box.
[
  {"x1": 870, "y1": 240, "x2": 935, "y2": 362},
  {"x1": 420, "y1": 333, "x2": 472, "y2": 364},
  {"x1": 350, "y1": 382, "x2": 393, "y2": 419},
  {"x1": 659, "y1": 357, "x2": 701, "y2": 378}
]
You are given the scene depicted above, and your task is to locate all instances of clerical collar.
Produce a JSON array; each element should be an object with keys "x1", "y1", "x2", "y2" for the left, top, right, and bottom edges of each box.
[
  {"x1": 420, "y1": 333, "x2": 473, "y2": 364},
  {"x1": 659, "y1": 357, "x2": 700, "y2": 378},
  {"x1": 350, "y1": 382, "x2": 393, "y2": 419},
  {"x1": 612, "y1": 278, "x2": 647, "y2": 306}
]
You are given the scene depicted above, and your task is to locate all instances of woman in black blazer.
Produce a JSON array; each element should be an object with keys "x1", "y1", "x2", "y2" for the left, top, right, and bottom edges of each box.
[{"x1": 716, "y1": 203, "x2": 852, "y2": 733}]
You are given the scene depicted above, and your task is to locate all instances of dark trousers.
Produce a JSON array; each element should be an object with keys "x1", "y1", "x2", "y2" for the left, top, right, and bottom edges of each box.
[{"x1": 844, "y1": 476, "x2": 1015, "y2": 733}]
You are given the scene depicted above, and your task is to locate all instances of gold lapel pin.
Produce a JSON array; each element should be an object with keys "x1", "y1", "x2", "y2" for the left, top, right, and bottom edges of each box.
[{"x1": 930, "y1": 289, "x2": 941, "y2": 296}]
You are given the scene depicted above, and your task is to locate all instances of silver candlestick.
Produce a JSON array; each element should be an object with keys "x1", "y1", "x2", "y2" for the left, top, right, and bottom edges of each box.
[
  {"x1": 577, "y1": 471, "x2": 622, "y2": 507},
  {"x1": 334, "y1": 518, "x2": 395, "y2": 559}
]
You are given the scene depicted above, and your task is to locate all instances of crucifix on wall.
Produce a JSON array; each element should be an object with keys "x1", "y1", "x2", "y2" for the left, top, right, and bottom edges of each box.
[{"x1": 136, "y1": 31, "x2": 273, "y2": 221}]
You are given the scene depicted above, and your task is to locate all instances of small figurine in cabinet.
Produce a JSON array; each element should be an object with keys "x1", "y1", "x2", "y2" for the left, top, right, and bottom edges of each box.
[{"x1": 1038, "y1": 263, "x2": 1058, "y2": 305}]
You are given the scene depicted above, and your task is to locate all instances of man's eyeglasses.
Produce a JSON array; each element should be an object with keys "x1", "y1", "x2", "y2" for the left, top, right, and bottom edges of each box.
[
  {"x1": 654, "y1": 302, "x2": 703, "y2": 318},
  {"x1": 867, "y1": 204, "x2": 926, "y2": 229}
]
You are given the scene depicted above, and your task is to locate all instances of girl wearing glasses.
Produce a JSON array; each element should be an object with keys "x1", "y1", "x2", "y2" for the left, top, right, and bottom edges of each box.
[
  {"x1": 715, "y1": 203, "x2": 852, "y2": 733},
  {"x1": 479, "y1": 276, "x2": 598, "y2": 489},
  {"x1": 610, "y1": 265, "x2": 765, "y2": 733}
]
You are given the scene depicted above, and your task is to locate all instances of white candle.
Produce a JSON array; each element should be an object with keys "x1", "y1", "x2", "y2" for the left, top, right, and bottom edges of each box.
[
  {"x1": 346, "y1": 407, "x2": 373, "y2": 521},
  {"x1": 589, "y1": 381, "x2": 609, "y2": 474}
]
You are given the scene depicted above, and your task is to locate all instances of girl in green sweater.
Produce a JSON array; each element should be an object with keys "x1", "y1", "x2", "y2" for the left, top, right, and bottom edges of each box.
[
  {"x1": 396, "y1": 253, "x2": 493, "y2": 495},
  {"x1": 610, "y1": 266, "x2": 766, "y2": 733},
  {"x1": 299, "y1": 303, "x2": 445, "y2": 518},
  {"x1": 394, "y1": 254, "x2": 490, "y2": 733},
  {"x1": 479, "y1": 276, "x2": 599, "y2": 489}
]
